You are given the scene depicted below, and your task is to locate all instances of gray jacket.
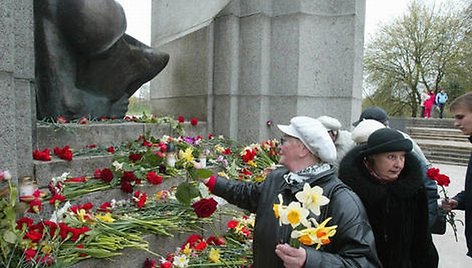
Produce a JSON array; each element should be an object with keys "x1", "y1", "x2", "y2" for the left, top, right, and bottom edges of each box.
[{"x1": 212, "y1": 167, "x2": 382, "y2": 267}]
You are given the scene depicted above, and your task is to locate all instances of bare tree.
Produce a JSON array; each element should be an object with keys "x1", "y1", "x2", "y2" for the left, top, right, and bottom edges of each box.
[{"x1": 363, "y1": 1, "x2": 466, "y2": 117}]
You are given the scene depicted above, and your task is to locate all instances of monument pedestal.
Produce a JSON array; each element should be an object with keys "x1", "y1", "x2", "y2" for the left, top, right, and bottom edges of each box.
[{"x1": 151, "y1": 0, "x2": 366, "y2": 142}]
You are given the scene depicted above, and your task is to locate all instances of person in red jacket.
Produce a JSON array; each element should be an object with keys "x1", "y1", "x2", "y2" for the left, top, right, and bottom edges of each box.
[{"x1": 424, "y1": 90, "x2": 436, "y2": 118}]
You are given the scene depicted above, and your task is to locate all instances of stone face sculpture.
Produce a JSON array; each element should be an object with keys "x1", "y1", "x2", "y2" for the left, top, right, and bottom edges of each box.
[{"x1": 34, "y1": 0, "x2": 169, "y2": 120}]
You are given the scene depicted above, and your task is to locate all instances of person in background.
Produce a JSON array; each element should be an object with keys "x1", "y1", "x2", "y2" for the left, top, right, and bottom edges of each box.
[
  {"x1": 440, "y1": 92, "x2": 472, "y2": 258},
  {"x1": 317, "y1": 115, "x2": 355, "y2": 169},
  {"x1": 424, "y1": 90, "x2": 436, "y2": 118},
  {"x1": 352, "y1": 106, "x2": 439, "y2": 229},
  {"x1": 435, "y1": 88, "x2": 449, "y2": 119},
  {"x1": 420, "y1": 89, "x2": 430, "y2": 118},
  {"x1": 351, "y1": 119, "x2": 386, "y2": 145},
  {"x1": 339, "y1": 128, "x2": 439, "y2": 268},
  {"x1": 203, "y1": 116, "x2": 382, "y2": 267}
]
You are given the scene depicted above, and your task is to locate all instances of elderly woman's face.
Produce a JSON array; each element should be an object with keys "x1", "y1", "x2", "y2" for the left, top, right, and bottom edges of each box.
[
  {"x1": 278, "y1": 135, "x2": 304, "y2": 170},
  {"x1": 370, "y1": 151, "x2": 406, "y2": 182}
]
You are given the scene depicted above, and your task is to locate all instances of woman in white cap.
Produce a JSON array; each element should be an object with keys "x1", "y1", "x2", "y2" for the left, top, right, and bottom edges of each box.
[
  {"x1": 339, "y1": 128, "x2": 438, "y2": 268},
  {"x1": 203, "y1": 116, "x2": 381, "y2": 268}
]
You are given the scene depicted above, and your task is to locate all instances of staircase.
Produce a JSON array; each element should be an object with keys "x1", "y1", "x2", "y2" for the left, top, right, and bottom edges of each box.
[
  {"x1": 401, "y1": 118, "x2": 472, "y2": 166},
  {"x1": 31, "y1": 121, "x2": 237, "y2": 268}
]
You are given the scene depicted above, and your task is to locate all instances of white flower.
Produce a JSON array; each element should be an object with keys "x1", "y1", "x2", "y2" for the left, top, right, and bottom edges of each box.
[
  {"x1": 279, "y1": 201, "x2": 310, "y2": 228},
  {"x1": 172, "y1": 254, "x2": 189, "y2": 268},
  {"x1": 0, "y1": 170, "x2": 11, "y2": 181},
  {"x1": 50, "y1": 201, "x2": 71, "y2": 223},
  {"x1": 112, "y1": 161, "x2": 123, "y2": 171},
  {"x1": 295, "y1": 183, "x2": 330, "y2": 215}
]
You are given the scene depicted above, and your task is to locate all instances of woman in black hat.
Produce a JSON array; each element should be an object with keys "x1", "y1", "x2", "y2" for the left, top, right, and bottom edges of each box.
[{"x1": 338, "y1": 128, "x2": 438, "y2": 268}]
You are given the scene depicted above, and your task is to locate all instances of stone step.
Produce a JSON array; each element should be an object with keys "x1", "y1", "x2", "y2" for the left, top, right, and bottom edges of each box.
[
  {"x1": 415, "y1": 139, "x2": 471, "y2": 166},
  {"x1": 406, "y1": 127, "x2": 465, "y2": 142},
  {"x1": 35, "y1": 122, "x2": 207, "y2": 150},
  {"x1": 403, "y1": 118, "x2": 455, "y2": 129},
  {"x1": 34, "y1": 155, "x2": 114, "y2": 187}
]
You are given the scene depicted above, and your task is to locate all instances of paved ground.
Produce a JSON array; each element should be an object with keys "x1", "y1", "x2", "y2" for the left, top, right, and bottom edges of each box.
[{"x1": 432, "y1": 163, "x2": 472, "y2": 268}]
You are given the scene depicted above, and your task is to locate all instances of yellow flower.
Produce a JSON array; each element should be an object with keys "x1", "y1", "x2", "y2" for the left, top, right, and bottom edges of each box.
[
  {"x1": 179, "y1": 147, "x2": 194, "y2": 163},
  {"x1": 247, "y1": 160, "x2": 256, "y2": 167},
  {"x1": 295, "y1": 183, "x2": 330, "y2": 215},
  {"x1": 279, "y1": 201, "x2": 309, "y2": 228},
  {"x1": 273, "y1": 194, "x2": 285, "y2": 221},
  {"x1": 208, "y1": 248, "x2": 221, "y2": 263},
  {"x1": 40, "y1": 241, "x2": 54, "y2": 254},
  {"x1": 182, "y1": 243, "x2": 192, "y2": 255},
  {"x1": 96, "y1": 212, "x2": 115, "y2": 223},
  {"x1": 291, "y1": 217, "x2": 337, "y2": 249},
  {"x1": 217, "y1": 171, "x2": 229, "y2": 179},
  {"x1": 77, "y1": 209, "x2": 89, "y2": 223},
  {"x1": 214, "y1": 144, "x2": 225, "y2": 153}
]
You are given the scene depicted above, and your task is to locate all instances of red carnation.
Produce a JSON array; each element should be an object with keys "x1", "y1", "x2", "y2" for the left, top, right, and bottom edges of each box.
[
  {"x1": 190, "y1": 117, "x2": 198, "y2": 126},
  {"x1": 121, "y1": 180, "x2": 134, "y2": 193},
  {"x1": 144, "y1": 258, "x2": 157, "y2": 268},
  {"x1": 177, "y1": 115, "x2": 185, "y2": 123},
  {"x1": 33, "y1": 148, "x2": 51, "y2": 161},
  {"x1": 98, "y1": 202, "x2": 112, "y2": 213},
  {"x1": 107, "y1": 146, "x2": 115, "y2": 154},
  {"x1": 129, "y1": 153, "x2": 142, "y2": 162},
  {"x1": 146, "y1": 171, "x2": 163, "y2": 185},
  {"x1": 191, "y1": 197, "x2": 218, "y2": 218},
  {"x1": 78, "y1": 117, "x2": 89, "y2": 124},
  {"x1": 427, "y1": 167, "x2": 440, "y2": 179},
  {"x1": 100, "y1": 168, "x2": 114, "y2": 183},
  {"x1": 16, "y1": 217, "x2": 34, "y2": 230}
]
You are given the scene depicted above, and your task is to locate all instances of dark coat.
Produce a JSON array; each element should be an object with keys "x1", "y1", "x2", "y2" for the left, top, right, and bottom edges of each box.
[
  {"x1": 212, "y1": 166, "x2": 382, "y2": 267},
  {"x1": 453, "y1": 136, "x2": 472, "y2": 257},
  {"x1": 339, "y1": 145, "x2": 438, "y2": 268}
]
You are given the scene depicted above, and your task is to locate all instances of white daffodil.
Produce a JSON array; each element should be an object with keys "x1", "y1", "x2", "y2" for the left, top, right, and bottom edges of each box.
[
  {"x1": 279, "y1": 201, "x2": 310, "y2": 228},
  {"x1": 295, "y1": 183, "x2": 330, "y2": 215}
]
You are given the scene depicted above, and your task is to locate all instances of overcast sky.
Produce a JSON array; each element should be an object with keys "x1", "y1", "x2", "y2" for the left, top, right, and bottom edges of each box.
[{"x1": 116, "y1": 0, "x2": 454, "y2": 46}]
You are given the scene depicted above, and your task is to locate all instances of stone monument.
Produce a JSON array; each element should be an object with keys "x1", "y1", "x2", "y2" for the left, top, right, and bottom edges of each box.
[
  {"x1": 35, "y1": 0, "x2": 170, "y2": 120},
  {"x1": 0, "y1": 0, "x2": 35, "y2": 179},
  {"x1": 151, "y1": 0, "x2": 365, "y2": 142}
]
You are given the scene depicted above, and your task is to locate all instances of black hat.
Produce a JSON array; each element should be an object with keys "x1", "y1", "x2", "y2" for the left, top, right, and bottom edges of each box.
[
  {"x1": 352, "y1": 106, "x2": 389, "y2": 127},
  {"x1": 360, "y1": 128, "x2": 412, "y2": 156}
]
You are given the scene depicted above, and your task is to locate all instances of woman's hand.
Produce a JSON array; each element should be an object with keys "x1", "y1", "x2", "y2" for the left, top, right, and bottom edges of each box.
[{"x1": 275, "y1": 243, "x2": 306, "y2": 268}]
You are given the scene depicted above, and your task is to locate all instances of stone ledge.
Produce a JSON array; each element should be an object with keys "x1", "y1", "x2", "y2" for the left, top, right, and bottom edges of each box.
[{"x1": 35, "y1": 122, "x2": 208, "y2": 150}]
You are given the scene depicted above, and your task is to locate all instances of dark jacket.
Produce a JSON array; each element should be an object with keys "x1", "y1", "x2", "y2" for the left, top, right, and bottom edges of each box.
[
  {"x1": 212, "y1": 166, "x2": 382, "y2": 268},
  {"x1": 338, "y1": 146, "x2": 438, "y2": 268},
  {"x1": 453, "y1": 136, "x2": 472, "y2": 257}
]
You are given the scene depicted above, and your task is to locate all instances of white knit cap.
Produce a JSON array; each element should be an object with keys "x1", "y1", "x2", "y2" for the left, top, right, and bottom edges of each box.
[
  {"x1": 277, "y1": 116, "x2": 337, "y2": 163},
  {"x1": 351, "y1": 119, "x2": 386, "y2": 144},
  {"x1": 317, "y1": 115, "x2": 342, "y2": 131}
]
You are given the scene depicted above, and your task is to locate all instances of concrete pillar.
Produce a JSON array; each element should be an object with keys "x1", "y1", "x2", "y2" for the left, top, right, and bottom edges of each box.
[
  {"x1": 0, "y1": 0, "x2": 35, "y2": 180},
  {"x1": 151, "y1": 0, "x2": 365, "y2": 142}
]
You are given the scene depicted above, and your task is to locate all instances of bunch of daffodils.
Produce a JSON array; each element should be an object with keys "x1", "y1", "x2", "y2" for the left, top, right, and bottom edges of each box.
[{"x1": 274, "y1": 183, "x2": 337, "y2": 249}]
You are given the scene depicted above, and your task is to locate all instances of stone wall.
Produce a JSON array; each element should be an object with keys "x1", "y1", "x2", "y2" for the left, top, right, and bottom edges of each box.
[
  {"x1": 150, "y1": 0, "x2": 366, "y2": 142},
  {"x1": 0, "y1": 0, "x2": 35, "y2": 179}
]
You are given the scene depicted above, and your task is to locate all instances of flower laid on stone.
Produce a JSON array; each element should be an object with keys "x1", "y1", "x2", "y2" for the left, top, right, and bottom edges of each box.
[
  {"x1": 151, "y1": 214, "x2": 254, "y2": 268},
  {"x1": 33, "y1": 148, "x2": 51, "y2": 161},
  {"x1": 274, "y1": 183, "x2": 337, "y2": 249},
  {"x1": 54, "y1": 145, "x2": 73, "y2": 161}
]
